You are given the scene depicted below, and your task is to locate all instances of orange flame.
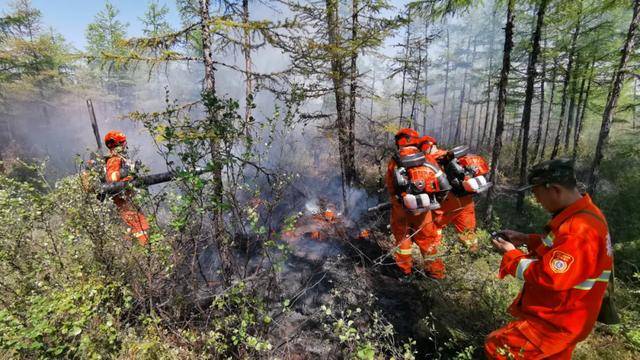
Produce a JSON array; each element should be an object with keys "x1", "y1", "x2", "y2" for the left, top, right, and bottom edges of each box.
[{"x1": 358, "y1": 229, "x2": 370, "y2": 239}]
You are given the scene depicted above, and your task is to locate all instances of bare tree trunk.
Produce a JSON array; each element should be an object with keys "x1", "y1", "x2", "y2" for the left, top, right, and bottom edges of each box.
[
  {"x1": 480, "y1": 7, "x2": 497, "y2": 149},
  {"x1": 488, "y1": 100, "x2": 497, "y2": 148},
  {"x1": 347, "y1": 0, "x2": 359, "y2": 185},
  {"x1": 564, "y1": 59, "x2": 581, "y2": 152},
  {"x1": 470, "y1": 100, "x2": 479, "y2": 147},
  {"x1": 514, "y1": 122, "x2": 523, "y2": 172},
  {"x1": 442, "y1": 28, "x2": 450, "y2": 139},
  {"x1": 571, "y1": 69, "x2": 587, "y2": 154},
  {"x1": 422, "y1": 20, "x2": 430, "y2": 133},
  {"x1": 573, "y1": 62, "x2": 594, "y2": 160},
  {"x1": 475, "y1": 101, "x2": 485, "y2": 149},
  {"x1": 242, "y1": 0, "x2": 253, "y2": 136},
  {"x1": 200, "y1": 0, "x2": 231, "y2": 282},
  {"x1": 634, "y1": 77, "x2": 638, "y2": 130},
  {"x1": 462, "y1": 99, "x2": 472, "y2": 143},
  {"x1": 588, "y1": 0, "x2": 640, "y2": 194},
  {"x1": 448, "y1": 92, "x2": 458, "y2": 145},
  {"x1": 516, "y1": 0, "x2": 548, "y2": 212},
  {"x1": 370, "y1": 68, "x2": 375, "y2": 121},
  {"x1": 455, "y1": 37, "x2": 476, "y2": 143},
  {"x1": 399, "y1": 8, "x2": 411, "y2": 126},
  {"x1": 551, "y1": 15, "x2": 581, "y2": 159},
  {"x1": 410, "y1": 46, "x2": 424, "y2": 127},
  {"x1": 532, "y1": 44, "x2": 547, "y2": 164},
  {"x1": 326, "y1": 0, "x2": 355, "y2": 189},
  {"x1": 540, "y1": 58, "x2": 558, "y2": 160},
  {"x1": 485, "y1": 0, "x2": 515, "y2": 221}
]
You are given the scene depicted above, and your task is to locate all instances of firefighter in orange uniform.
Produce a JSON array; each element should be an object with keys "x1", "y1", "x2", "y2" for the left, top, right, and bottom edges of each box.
[
  {"x1": 419, "y1": 140, "x2": 487, "y2": 251},
  {"x1": 104, "y1": 130, "x2": 150, "y2": 246},
  {"x1": 386, "y1": 129, "x2": 444, "y2": 279},
  {"x1": 486, "y1": 158, "x2": 613, "y2": 359}
]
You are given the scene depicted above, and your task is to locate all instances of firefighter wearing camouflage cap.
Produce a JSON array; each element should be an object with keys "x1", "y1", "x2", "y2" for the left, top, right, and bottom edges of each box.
[
  {"x1": 486, "y1": 157, "x2": 613, "y2": 359},
  {"x1": 517, "y1": 158, "x2": 577, "y2": 192}
]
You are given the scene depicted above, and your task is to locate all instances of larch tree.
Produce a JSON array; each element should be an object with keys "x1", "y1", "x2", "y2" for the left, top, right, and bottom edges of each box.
[
  {"x1": 516, "y1": 0, "x2": 548, "y2": 212},
  {"x1": 485, "y1": 0, "x2": 515, "y2": 221},
  {"x1": 277, "y1": 0, "x2": 395, "y2": 190},
  {"x1": 93, "y1": 0, "x2": 296, "y2": 284},
  {"x1": 85, "y1": 1, "x2": 133, "y2": 110},
  {"x1": 550, "y1": 2, "x2": 582, "y2": 159},
  {"x1": 588, "y1": 0, "x2": 640, "y2": 194}
]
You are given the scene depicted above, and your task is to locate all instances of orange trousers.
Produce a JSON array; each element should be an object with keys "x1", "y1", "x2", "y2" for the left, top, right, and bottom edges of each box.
[
  {"x1": 485, "y1": 320, "x2": 576, "y2": 359},
  {"x1": 433, "y1": 193, "x2": 478, "y2": 249},
  {"x1": 390, "y1": 204, "x2": 443, "y2": 277},
  {"x1": 114, "y1": 195, "x2": 150, "y2": 246}
]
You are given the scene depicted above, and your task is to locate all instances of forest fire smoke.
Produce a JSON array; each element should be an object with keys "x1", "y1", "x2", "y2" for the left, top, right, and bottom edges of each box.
[{"x1": 281, "y1": 198, "x2": 346, "y2": 260}]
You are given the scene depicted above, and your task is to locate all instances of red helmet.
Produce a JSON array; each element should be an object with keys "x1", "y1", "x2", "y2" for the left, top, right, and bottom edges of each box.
[
  {"x1": 394, "y1": 128, "x2": 420, "y2": 147},
  {"x1": 104, "y1": 130, "x2": 127, "y2": 149}
]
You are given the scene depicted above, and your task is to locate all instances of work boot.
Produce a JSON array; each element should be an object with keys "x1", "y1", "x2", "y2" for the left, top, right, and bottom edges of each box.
[{"x1": 424, "y1": 259, "x2": 446, "y2": 280}]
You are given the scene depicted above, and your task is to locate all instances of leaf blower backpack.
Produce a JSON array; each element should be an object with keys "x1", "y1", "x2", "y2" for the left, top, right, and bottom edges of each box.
[
  {"x1": 393, "y1": 145, "x2": 452, "y2": 214},
  {"x1": 437, "y1": 145, "x2": 492, "y2": 196}
]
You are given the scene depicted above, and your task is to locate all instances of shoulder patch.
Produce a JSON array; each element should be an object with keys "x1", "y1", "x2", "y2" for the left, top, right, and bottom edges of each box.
[{"x1": 550, "y1": 250, "x2": 574, "y2": 273}]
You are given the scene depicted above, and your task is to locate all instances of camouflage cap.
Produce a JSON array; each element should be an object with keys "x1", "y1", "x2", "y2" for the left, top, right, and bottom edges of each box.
[{"x1": 517, "y1": 158, "x2": 577, "y2": 192}]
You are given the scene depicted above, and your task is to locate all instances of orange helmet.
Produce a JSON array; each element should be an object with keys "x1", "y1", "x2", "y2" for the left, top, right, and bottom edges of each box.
[
  {"x1": 394, "y1": 128, "x2": 420, "y2": 147},
  {"x1": 104, "y1": 130, "x2": 127, "y2": 149}
]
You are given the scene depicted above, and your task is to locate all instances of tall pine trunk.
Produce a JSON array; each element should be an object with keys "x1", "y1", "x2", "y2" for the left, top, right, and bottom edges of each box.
[
  {"x1": 488, "y1": 100, "x2": 497, "y2": 147},
  {"x1": 410, "y1": 46, "x2": 424, "y2": 126},
  {"x1": 469, "y1": 100, "x2": 479, "y2": 147},
  {"x1": 326, "y1": 0, "x2": 355, "y2": 188},
  {"x1": 454, "y1": 37, "x2": 475, "y2": 143},
  {"x1": 516, "y1": 0, "x2": 548, "y2": 212},
  {"x1": 551, "y1": 15, "x2": 581, "y2": 159},
  {"x1": 399, "y1": 8, "x2": 411, "y2": 125},
  {"x1": 422, "y1": 21, "x2": 430, "y2": 133},
  {"x1": 564, "y1": 59, "x2": 581, "y2": 152},
  {"x1": 200, "y1": 0, "x2": 232, "y2": 281},
  {"x1": 485, "y1": 0, "x2": 515, "y2": 221},
  {"x1": 573, "y1": 62, "x2": 594, "y2": 160},
  {"x1": 442, "y1": 29, "x2": 450, "y2": 140},
  {"x1": 480, "y1": 7, "x2": 497, "y2": 149},
  {"x1": 532, "y1": 44, "x2": 547, "y2": 164},
  {"x1": 347, "y1": 0, "x2": 359, "y2": 185},
  {"x1": 588, "y1": 0, "x2": 640, "y2": 193},
  {"x1": 571, "y1": 69, "x2": 587, "y2": 154},
  {"x1": 541, "y1": 58, "x2": 558, "y2": 159},
  {"x1": 242, "y1": 0, "x2": 253, "y2": 135}
]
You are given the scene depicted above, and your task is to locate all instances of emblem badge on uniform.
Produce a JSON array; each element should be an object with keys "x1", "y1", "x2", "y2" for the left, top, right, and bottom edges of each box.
[{"x1": 550, "y1": 250, "x2": 574, "y2": 273}]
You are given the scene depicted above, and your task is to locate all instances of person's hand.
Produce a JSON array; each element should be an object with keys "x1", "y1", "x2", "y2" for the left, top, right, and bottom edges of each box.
[
  {"x1": 492, "y1": 236, "x2": 516, "y2": 254},
  {"x1": 496, "y1": 229, "x2": 528, "y2": 246}
]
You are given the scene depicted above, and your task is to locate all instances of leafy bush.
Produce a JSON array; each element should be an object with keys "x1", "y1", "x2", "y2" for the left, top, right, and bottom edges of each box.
[{"x1": 0, "y1": 278, "x2": 131, "y2": 359}]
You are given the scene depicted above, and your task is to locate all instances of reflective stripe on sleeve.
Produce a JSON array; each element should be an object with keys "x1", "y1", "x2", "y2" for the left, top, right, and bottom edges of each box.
[
  {"x1": 110, "y1": 172, "x2": 119, "y2": 182},
  {"x1": 573, "y1": 279, "x2": 596, "y2": 290},
  {"x1": 573, "y1": 269, "x2": 611, "y2": 290},
  {"x1": 396, "y1": 248, "x2": 413, "y2": 255},
  {"x1": 516, "y1": 258, "x2": 538, "y2": 280},
  {"x1": 596, "y1": 270, "x2": 611, "y2": 282}
]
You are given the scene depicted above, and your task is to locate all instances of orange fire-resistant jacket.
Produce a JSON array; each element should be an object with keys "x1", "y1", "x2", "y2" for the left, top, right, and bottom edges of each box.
[
  {"x1": 498, "y1": 194, "x2": 612, "y2": 348},
  {"x1": 106, "y1": 153, "x2": 150, "y2": 246},
  {"x1": 385, "y1": 158, "x2": 442, "y2": 276}
]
